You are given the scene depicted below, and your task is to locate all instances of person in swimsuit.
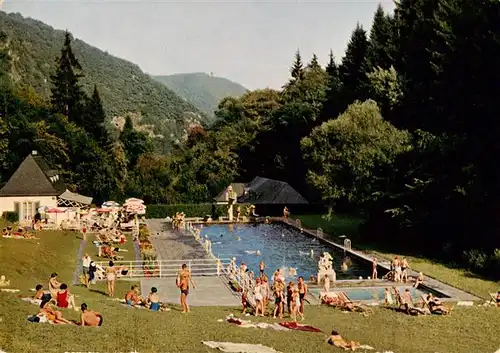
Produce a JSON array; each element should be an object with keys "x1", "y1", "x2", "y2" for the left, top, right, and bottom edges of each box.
[
  {"x1": 495, "y1": 291, "x2": 500, "y2": 307},
  {"x1": 254, "y1": 278, "x2": 264, "y2": 316},
  {"x1": 401, "y1": 257, "x2": 409, "y2": 283},
  {"x1": 323, "y1": 274, "x2": 331, "y2": 293},
  {"x1": 80, "y1": 303, "x2": 103, "y2": 326},
  {"x1": 176, "y1": 264, "x2": 195, "y2": 313},
  {"x1": 48, "y1": 273, "x2": 61, "y2": 300},
  {"x1": 372, "y1": 258, "x2": 378, "y2": 280},
  {"x1": 259, "y1": 261, "x2": 265, "y2": 277},
  {"x1": 272, "y1": 278, "x2": 284, "y2": 319},
  {"x1": 147, "y1": 287, "x2": 161, "y2": 311},
  {"x1": 125, "y1": 285, "x2": 143, "y2": 306},
  {"x1": 294, "y1": 288, "x2": 304, "y2": 321},
  {"x1": 414, "y1": 272, "x2": 424, "y2": 288},
  {"x1": 34, "y1": 284, "x2": 44, "y2": 300},
  {"x1": 261, "y1": 276, "x2": 270, "y2": 313},
  {"x1": 56, "y1": 283, "x2": 77, "y2": 310},
  {"x1": 328, "y1": 330, "x2": 360, "y2": 350},
  {"x1": 286, "y1": 281, "x2": 294, "y2": 314},
  {"x1": 297, "y1": 276, "x2": 307, "y2": 316},
  {"x1": 39, "y1": 299, "x2": 73, "y2": 325},
  {"x1": 106, "y1": 261, "x2": 122, "y2": 297}
]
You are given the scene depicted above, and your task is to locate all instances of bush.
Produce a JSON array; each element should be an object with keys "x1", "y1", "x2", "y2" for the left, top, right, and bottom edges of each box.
[{"x1": 2, "y1": 212, "x2": 18, "y2": 223}]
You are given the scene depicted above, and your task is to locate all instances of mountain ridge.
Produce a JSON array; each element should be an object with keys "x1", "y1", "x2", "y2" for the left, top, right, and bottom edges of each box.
[
  {"x1": 0, "y1": 11, "x2": 207, "y2": 151},
  {"x1": 153, "y1": 72, "x2": 248, "y2": 117}
]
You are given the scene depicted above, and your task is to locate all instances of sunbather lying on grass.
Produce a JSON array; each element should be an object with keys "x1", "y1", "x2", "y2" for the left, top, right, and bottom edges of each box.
[
  {"x1": 424, "y1": 294, "x2": 453, "y2": 315},
  {"x1": 39, "y1": 299, "x2": 74, "y2": 325},
  {"x1": 328, "y1": 330, "x2": 361, "y2": 351}
]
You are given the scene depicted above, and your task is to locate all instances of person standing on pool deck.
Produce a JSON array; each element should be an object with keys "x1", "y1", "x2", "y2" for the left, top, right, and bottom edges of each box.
[
  {"x1": 297, "y1": 276, "x2": 308, "y2": 317},
  {"x1": 177, "y1": 264, "x2": 196, "y2": 313},
  {"x1": 372, "y1": 258, "x2": 378, "y2": 280}
]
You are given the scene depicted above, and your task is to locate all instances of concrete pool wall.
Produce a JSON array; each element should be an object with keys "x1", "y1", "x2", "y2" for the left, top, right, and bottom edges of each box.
[{"x1": 185, "y1": 217, "x2": 480, "y2": 302}]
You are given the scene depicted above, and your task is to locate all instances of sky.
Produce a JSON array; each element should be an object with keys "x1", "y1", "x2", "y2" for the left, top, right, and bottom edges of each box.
[{"x1": 1, "y1": 0, "x2": 395, "y2": 90}]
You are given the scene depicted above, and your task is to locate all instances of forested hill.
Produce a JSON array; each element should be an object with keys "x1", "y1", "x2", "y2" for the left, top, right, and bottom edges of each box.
[
  {"x1": 0, "y1": 11, "x2": 206, "y2": 150},
  {"x1": 153, "y1": 73, "x2": 248, "y2": 117}
]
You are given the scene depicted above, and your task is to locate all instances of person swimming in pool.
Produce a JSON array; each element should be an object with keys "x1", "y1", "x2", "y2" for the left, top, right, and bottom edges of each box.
[{"x1": 176, "y1": 264, "x2": 196, "y2": 313}]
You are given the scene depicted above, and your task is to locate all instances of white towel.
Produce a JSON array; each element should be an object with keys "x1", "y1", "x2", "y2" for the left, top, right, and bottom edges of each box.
[{"x1": 203, "y1": 341, "x2": 282, "y2": 353}]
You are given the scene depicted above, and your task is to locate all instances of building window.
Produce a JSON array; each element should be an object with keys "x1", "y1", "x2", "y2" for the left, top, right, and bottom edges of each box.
[{"x1": 18, "y1": 201, "x2": 39, "y2": 220}]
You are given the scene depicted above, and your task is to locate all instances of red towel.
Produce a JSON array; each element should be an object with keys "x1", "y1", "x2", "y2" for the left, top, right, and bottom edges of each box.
[{"x1": 279, "y1": 321, "x2": 322, "y2": 332}]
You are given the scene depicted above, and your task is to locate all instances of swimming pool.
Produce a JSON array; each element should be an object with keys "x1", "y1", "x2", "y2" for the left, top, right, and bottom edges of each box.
[
  {"x1": 199, "y1": 223, "x2": 372, "y2": 280},
  {"x1": 309, "y1": 285, "x2": 449, "y2": 301}
]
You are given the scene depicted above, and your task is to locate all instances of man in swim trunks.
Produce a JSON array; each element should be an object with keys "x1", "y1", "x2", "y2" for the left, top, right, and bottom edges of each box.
[
  {"x1": 297, "y1": 276, "x2": 308, "y2": 317},
  {"x1": 176, "y1": 264, "x2": 196, "y2": 313},
  {"x1": 125, "y1": 285, "x2": 142, "y2": 306},
  {"x1": 80, "y1": 303, "x2": 103, "y2": 326}
]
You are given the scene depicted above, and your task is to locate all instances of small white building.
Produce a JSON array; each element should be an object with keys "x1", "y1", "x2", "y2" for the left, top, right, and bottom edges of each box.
[{"x1": 0, "y1": 151, "x2": 92, "y2": 220}]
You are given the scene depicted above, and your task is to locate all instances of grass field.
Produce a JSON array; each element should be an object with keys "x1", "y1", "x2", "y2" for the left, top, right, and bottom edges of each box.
[
  {"x1": 0, "y1": 222, "x2": 499, "y2": 353},
  {"x1": 297, "y1": 214, "x2": 500, "y2": 300}
]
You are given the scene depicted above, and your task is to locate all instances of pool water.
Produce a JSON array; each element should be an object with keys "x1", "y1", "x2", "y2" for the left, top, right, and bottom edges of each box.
[
  {"x1": 199, "y1": 223, "x2": 372, "y2": 280},
  {"x1": 309, "y1": 286, "x2": 446, "y2": 301}
]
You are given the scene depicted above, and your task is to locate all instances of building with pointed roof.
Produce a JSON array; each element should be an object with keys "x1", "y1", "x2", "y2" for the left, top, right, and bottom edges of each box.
[
  {"x1": 214, "y1": 176, "x2": 308, "y2": 205},
  {"x1": 0, "y1": 151, "x2": 92, "y2": 220}
]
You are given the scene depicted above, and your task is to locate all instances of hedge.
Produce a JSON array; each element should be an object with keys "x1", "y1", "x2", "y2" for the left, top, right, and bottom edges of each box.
[
  {"x1": 146, "y1": 203, "x2": 326, "y2": 218},
  {"x1": 2, "y1": 211, "x2": 19, "y2": 223}
]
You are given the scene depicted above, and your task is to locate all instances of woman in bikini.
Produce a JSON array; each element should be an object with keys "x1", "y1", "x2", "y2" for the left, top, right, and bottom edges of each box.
[
  {"x1": 147, "y1": 287, "x2": 161, "y2": 311},
  {"x1": 177, "y1": 264, "x2": 196, "y2": 313},
  {"x1": 106, "y1": 261, "x2": 121, "y2": 297},
  {"x1": 254, "y1": 278, "x2": 264, "y2": 316},
  {"x1": 259, "y1": 261, "x2": 265, "y2": 277},
  {"x1": 297, "y1": 276, "x2": 307, "y2": 317}
]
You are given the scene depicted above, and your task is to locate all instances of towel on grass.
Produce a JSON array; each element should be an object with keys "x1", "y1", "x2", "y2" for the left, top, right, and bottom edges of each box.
[
  {"x1": 0, "y1": 289, "x2": 20, "y2": 293},
  {"x1": 203, "y1": 341, "x2": 282, "y2": 353},
  {"x1": 279, "y1": 321, "x2": 322, "y2": 333},
  {"x1": 21, "y1": 297, "x2": 42, "y2": 305}
]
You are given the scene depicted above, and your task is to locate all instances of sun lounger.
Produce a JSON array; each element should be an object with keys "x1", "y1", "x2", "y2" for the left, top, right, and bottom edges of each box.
[{"x1": 488, "y1": 293, "x2": 498, "y2": 306}]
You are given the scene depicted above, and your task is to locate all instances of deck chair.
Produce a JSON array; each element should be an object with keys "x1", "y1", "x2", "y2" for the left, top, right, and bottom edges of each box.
[
  {"x1": 488, "y1": 293, "x2": 498, "y2": 306},
  {"x1": 421, "y1": 294, "x2": 453, "y2": 315}
]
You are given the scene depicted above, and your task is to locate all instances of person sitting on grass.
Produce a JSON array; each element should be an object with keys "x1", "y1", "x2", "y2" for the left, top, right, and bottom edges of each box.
[
  {"x1": 34, "y1": 284, "x2": 45, "y2": 300},
  {"x1": 327, "y1": 330, "x2": 361, "y2": 351},
  {"x1": 146, "y1": 287, "x2": 161, "y2": 311},
  {"x1": 39, "y1": 299, "x2": 74, "y2": 325},
  {"x1": 125, "y1": 285, "x2": 143, "y2": 306},
  {"x1": 56, "y1": 283, "x2": 78, "y2": 311},
  {"x1": 80, "y1": 303, "x2": 103, "y2": 326},
  {"x1": 48, "y1": 273, "x2": 61, "y2": 299},
  {"x1": 496, "y1": 291, "x2": 500, "y2": 307}
]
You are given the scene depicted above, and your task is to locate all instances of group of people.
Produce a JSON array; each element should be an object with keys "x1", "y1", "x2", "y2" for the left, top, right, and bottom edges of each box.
[
  {"x1": 29, "y1": 273, "x2": 102, "y2": 326},
  {"x1": 239, "y1": 263, "x2": 309, "y2": 321}
]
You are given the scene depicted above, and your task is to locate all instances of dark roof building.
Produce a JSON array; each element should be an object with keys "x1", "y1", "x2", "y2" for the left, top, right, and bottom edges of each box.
[
  {"x1": 0, "y1": 151, "x2": 92, "y2": 206},
  {"x1": 214, "y1": 177, "x2": 308, "y2": 205}
]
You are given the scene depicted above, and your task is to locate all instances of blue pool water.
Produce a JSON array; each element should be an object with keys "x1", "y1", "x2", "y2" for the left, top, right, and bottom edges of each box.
[
  {"x1": 199, "y1": 223, "x2": 372, "y2": 280},
  {"x1": 309, "y1": 285, "x2": 447, "y2": 301}
]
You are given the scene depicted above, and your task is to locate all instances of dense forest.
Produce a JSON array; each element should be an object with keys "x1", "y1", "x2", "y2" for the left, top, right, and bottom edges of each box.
[
  {"x1": 1, "y1": 0, "x2": 499, "y2": 277},
  {"x1": 153, "y1": 73, "x2": 248, "y2": 118},
  {"x1": 0, "y1": 11, "x2": 207, "y2": 152}
]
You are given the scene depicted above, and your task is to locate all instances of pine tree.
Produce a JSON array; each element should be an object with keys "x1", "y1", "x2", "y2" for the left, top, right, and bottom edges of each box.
[
  {"x1": 367, "y1": 4, "x2": 396, "y2": 69},
  {"x1": 120, "y1": 116, "x2": 153, "y2": 168},
  {"x1": 320, "y1": 50, "x2": 342, "y2": 121},
  {"x1": 307, "y1": 54, "x2": 321, "y2": 70},
  {"x1": 338, "y1": 23, "x2": 371, "y2": 110},
  {"x1": 85, "y1": 85, "x2": 110, "y2": 146},
  {"x1": 290, "y1": 49, "x2": 304, "y2": 80},
  {"x1": 50, "y1": 31, "x2": 86, "y2": 125}
]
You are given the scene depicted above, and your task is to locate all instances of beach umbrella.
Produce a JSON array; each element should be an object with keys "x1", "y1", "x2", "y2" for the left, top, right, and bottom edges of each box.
[
  {"x1": 96, "y1": 208, "x2": 112, "y2": 213},
  {"x1": 102, "y1": 201, "x2": 120, "y2": 208},
  {"x1": 124, "y1": 198, "x2": 144, "y2": 204},
  {"x1": 47, "y1": 207, "x2": 65, "y2": 223}
]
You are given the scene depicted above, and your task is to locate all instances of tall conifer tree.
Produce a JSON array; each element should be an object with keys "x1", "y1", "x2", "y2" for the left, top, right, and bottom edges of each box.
[
  {"x1": 50, "y1": 31, "x2": 86, "y2": 125},
  {"x1": 290, "y1": 49, "x2": 304, "y2": 80},
  {"x1": 86, "y1": 85, "x2": 109, "y2": 146}
]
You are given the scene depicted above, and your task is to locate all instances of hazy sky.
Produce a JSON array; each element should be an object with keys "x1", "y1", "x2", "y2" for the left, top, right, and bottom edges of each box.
[{"x1": 2, "y1": 0, "x2": 395, "y2": 90}]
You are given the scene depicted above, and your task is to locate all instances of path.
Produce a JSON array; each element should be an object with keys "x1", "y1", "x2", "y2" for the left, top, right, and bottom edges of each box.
[
  {"x1": 146, "y1": 219, "x2": 207, "y2": 260},
  {"x1": 140, "y1": 277, "x2": 240, "y2": 307},
  {"x1": 282, "y1": 218, "x2": 480, "y2": 302},
  {"x1": 142, "y1": 219, "x2": 240, "y2": 306}
]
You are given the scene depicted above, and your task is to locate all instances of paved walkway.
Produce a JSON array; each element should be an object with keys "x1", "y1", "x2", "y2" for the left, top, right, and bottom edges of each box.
[
  {"x1": 282, "y1": 219, "x2": 480, "y2": 302},
  {"x1": 140, "y1": 276, "x2": 240, "y2": 306},
  {"x1": 146, "y1": 219, "x2": 207, "y2": 260},
  {"x1": 143, "y1": 219, "x2": 240, "y2": 306}
]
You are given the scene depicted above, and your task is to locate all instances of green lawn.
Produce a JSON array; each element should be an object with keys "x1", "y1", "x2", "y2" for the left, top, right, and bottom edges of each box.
[
  {"x1": 297, "y1": 214, "x2": 500, "y2": 300},
  {"x1": 0, "y1": 222, "x2": 499, "y2": 353},
  {"x1": 82, "y1": 230, "x2": 138, "y2": 263}
]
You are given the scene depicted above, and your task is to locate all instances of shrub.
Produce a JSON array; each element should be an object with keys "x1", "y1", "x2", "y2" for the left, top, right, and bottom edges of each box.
[
  {"x1": 2, "y1": 212, "x2": 18, "y2": 223},
  {"x1": 463, "y1": 249, "x2": 489, "y2": 272},
  {"x1": 146, "y1": 203, "x2": 251, "y2": 218}
]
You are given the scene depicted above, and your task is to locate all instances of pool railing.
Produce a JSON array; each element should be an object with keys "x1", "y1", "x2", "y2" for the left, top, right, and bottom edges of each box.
[{"x1": 93, "y1": 258, "x2": 232, "y2": 279}]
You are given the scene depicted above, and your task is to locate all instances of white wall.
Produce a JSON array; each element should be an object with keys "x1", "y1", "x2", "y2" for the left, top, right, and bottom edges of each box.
[{"x1": 0, "y1": 196, "x2": 57, "y2": 219}]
